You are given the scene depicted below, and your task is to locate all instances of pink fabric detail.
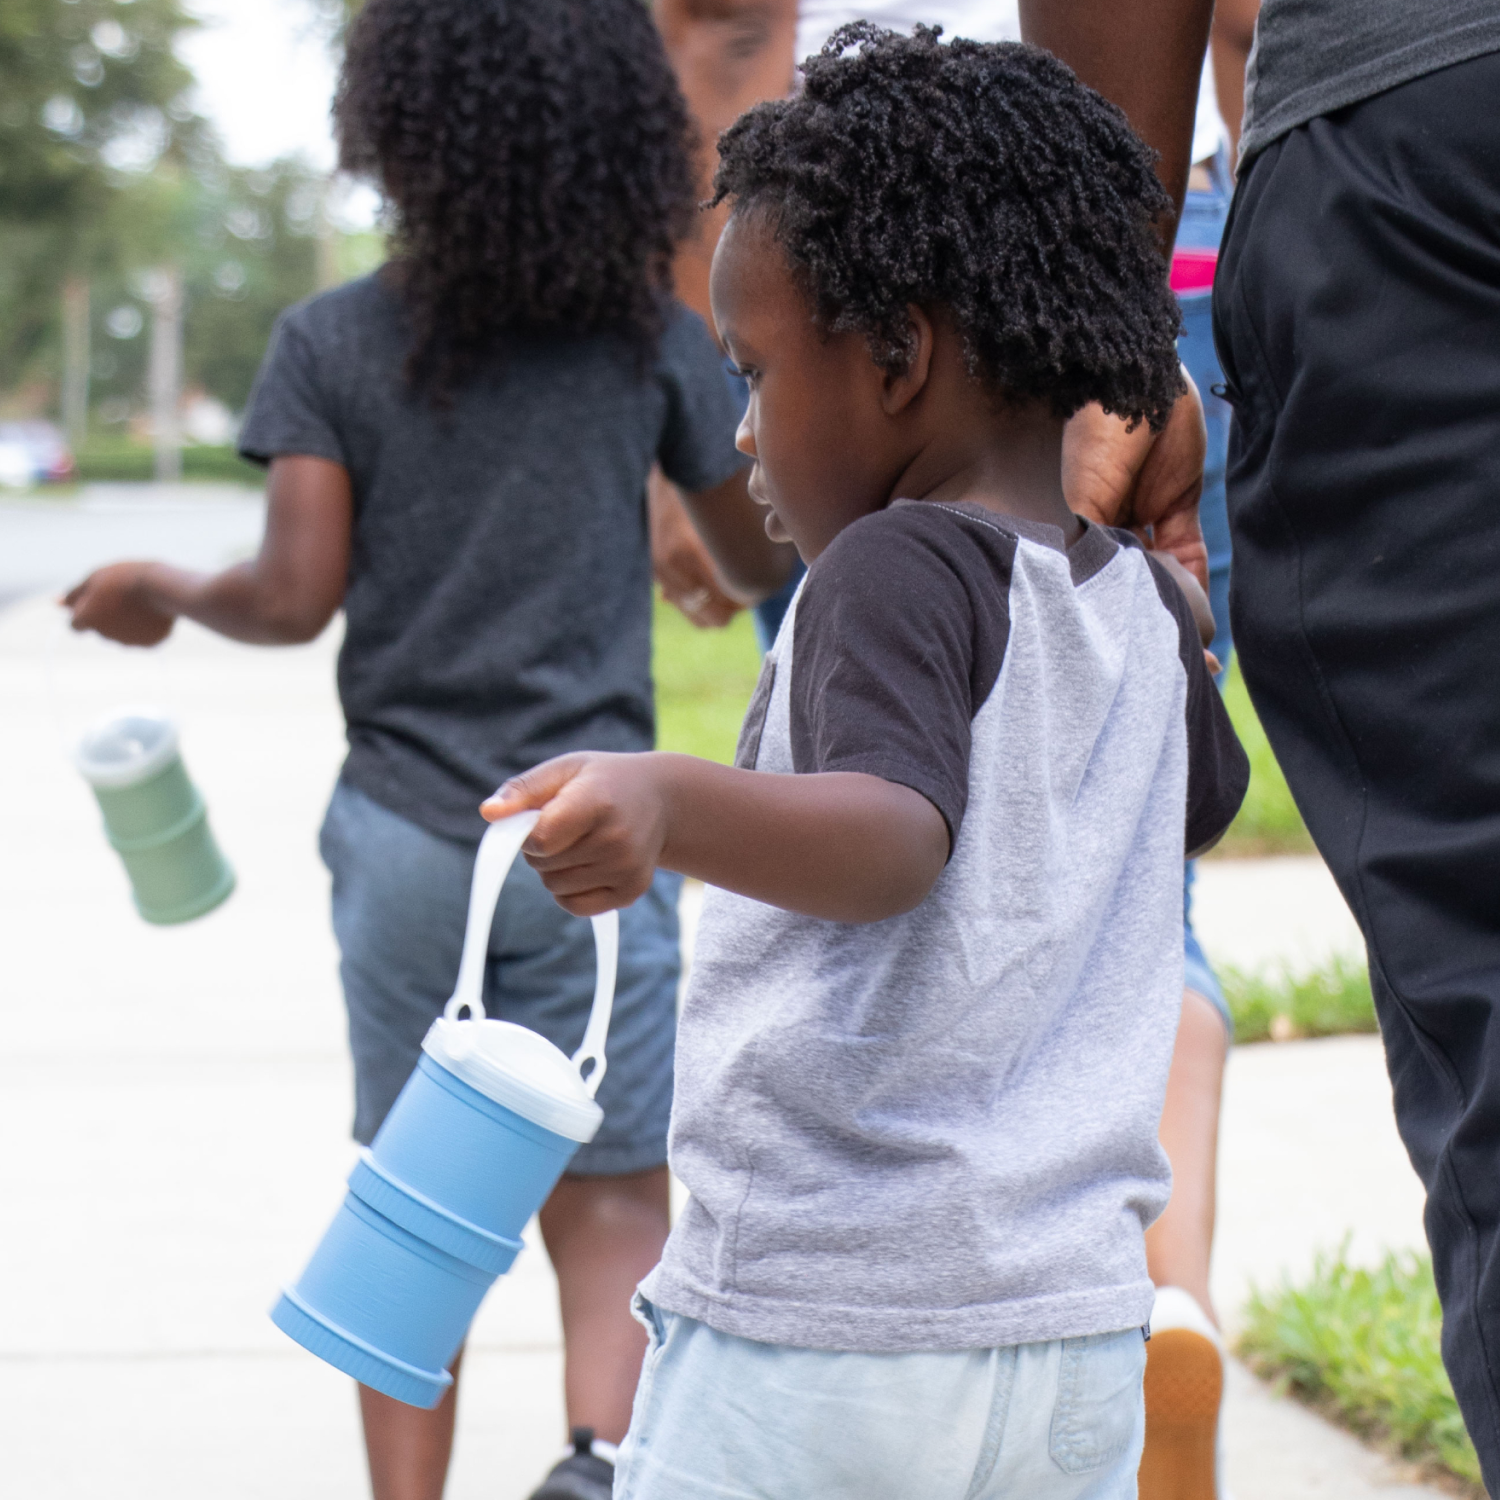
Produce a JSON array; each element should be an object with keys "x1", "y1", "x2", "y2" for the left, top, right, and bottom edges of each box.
[{"x1": 1170, "y1": 249, "x2": 1218, "y2": 294}]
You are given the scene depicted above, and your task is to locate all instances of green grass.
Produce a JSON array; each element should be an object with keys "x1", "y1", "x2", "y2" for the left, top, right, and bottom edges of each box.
[
  {"x1": 1222, "y1": 953, "x2": 1378, "y2": 1043},
  {"x1": 1239, "y1": 1248, "x2": 1482, "y2": 1491},
  {"x1": 649, "y1": 604, "x2": 1317, "y2": 856},
  {"x1": 652, "y1": 594, "x2": 763, "y2": 764},
  {"x1": 1215, "y1": 661, "x2": 1314, "y2": 857},
  {"x1": 655, "y1": 598, "x2": 1384, "y2": 1048},
  {"x1": 73, "y1": 441, "x2": 263, "y2": 485}
]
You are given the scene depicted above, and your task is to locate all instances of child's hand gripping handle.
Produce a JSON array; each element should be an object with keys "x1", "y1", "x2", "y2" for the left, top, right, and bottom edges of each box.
[
  {"x1": 443, "y1": 811, "x2": 618, "y2": 1097},
  {"x1": 573, "y1": 903, "x2": 617, "y2": 1096}
]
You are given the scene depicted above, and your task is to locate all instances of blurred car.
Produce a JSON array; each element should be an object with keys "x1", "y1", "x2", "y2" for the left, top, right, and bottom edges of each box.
[{"x1": 0, "y1": 420, "x2": 74, "y2": 489}]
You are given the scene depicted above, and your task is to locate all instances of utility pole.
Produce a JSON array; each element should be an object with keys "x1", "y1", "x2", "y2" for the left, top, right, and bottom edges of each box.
[
  {"x1": 148, "y1": 265, "x2": 183, "y2": 483},
  {"x1": 61, "y1": 276, "x2": 90, "y2": 454}
]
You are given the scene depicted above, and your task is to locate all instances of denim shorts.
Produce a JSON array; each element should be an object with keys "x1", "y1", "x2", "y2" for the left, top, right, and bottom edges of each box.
[
  {"x1": 1178, "y1": 159, "x2": 1235, "y2": 1042},
  {"x1": 615, "y1": 1297, "x2": 1146, "y2": 1499},
  {"x1": 319, "y1": 777, "x2": 682, "y2": 1172},
  {"x1": 1184, "y1": 862, "x2": 1233, "y2": 1038}
]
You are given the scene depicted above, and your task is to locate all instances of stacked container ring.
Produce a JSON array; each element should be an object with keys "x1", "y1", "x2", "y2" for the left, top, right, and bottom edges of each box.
[{"x1": 74, "y1": 709, "x2": 235, "y2": 925}]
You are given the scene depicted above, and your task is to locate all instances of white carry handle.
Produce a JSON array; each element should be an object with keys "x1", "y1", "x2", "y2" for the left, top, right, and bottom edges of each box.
[{"x1": 443, "y1": 811, "x2": 619, "y2": 1097}]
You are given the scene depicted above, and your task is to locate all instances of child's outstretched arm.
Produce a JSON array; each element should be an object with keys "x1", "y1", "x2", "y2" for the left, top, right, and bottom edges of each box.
[
  {"x1": 482, "y1": 751, "x2": 949, "y2": 924},
  {"x1": 64, "y1": 455, "x2": 351, "y2": 646}
]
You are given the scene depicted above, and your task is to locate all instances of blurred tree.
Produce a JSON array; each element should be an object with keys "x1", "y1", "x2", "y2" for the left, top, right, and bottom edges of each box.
[
  {"x1": 184, "y1": 163, "x2": 322, "y2": 413},
  {"x1": 316, "y1": 0, "x2": 363, "y2": 31},
  {"x1": 0, "y1": 0, "x2": 206, "y2": 418},
  {"x1": 86, "y1": 157, "x2": 338, "y2": 423},
  {"x1": 0, "y1": 1, "x2": 385, "y2": 440},
  {"x1": 82, "y1": 159, "x2": 386, "y2": 433},
  {"x1": 0, "y1": 0, "x2": 202, "y2": 222}
]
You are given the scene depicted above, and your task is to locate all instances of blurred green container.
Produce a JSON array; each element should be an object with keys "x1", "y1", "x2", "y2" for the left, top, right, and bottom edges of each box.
[{"x1": 74, "y1": 711, "x2": 235, "y2": 925}]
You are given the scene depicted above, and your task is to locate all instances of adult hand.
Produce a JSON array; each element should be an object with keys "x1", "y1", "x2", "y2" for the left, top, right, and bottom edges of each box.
[
  {"x1": 1062, "y1": 370, "x2": 1209, "y2": 590},
  {"x1": 63, "y1": 562, "x2": 175, "y2": 646},
  {"x1": 649, "y1": 469, "x2": 743, "y2": 628},
  {"x1": 483, "y1": 752, "x2": 667, "y2": 917}
]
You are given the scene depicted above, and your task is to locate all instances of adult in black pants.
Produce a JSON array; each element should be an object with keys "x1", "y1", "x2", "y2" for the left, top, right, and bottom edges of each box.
[
  {"x1": 1020, "y1": 2, "x2": 1500, "y2": 1488},
  {"x1": 1212, "y1": 52, "x2": 1500, "y2": 1479}
]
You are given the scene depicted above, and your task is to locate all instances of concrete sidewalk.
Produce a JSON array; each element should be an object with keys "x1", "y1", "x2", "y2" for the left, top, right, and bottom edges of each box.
[
  {"x1": 0, "y1": 563, "x2": 1439, "y2": 1498},
  {"x1": 0, "y1": 484, "x2": 264, "y2": 609}
]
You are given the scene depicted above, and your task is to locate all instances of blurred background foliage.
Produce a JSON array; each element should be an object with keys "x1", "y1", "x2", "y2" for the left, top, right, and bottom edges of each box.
[
  {"x1": 0, "y1": 0, "x2": 380, "y2": 453},
  {"x1": 3, "y1": 0, "x2": 1319, "y2": 866}
]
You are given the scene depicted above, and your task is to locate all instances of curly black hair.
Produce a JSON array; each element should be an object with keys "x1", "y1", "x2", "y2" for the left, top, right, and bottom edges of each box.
[
  {"x1": 710, "y1": 25, "x2": 1183, "y2": 428},
  {"x1": 336, "y1": 0, "x2": 697, "y2": 401}
]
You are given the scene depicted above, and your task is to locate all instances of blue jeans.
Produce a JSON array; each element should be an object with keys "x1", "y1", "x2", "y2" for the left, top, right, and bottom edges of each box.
[
  {"x1": 1179, "y1": 154, "x2": 1235, "y2": 1037},
  {"x1": 319, "y1": 778, "x2": 682, "y2": 1172},
  {"x1": 1177, "y1": 150, "x2": 1236, "y2": 671},
  {"x1": 616, "y1": 1296, "x2": 1146, "y2": 1500}
]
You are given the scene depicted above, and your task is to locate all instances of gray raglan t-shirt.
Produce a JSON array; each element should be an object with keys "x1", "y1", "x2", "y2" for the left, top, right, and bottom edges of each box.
[
  {"x1": 642, "y1": 503, "x2": 1248, "y2": 1353},
  {"x1": 1240, "y1": 0, "x2": 1500, "y2": 160},
  {"x1": 239, "y1": 273, "x2": 746, "y2": 842}
]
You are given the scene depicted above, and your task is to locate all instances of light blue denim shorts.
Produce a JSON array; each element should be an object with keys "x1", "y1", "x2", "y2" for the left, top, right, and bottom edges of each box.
[
  {"x1": 1178, "y1": 157, "x2": 1235, "y2": 1043},
  {"x1": 319, "y1": 777, "x2": 682, "y2": 1171},
  {"x1": 615, "y1": 1296, "x2": 1147, "y2": 1500},
  {"x1": 1184, "y1": 861, "x2": 1233, "y2": 1038}
]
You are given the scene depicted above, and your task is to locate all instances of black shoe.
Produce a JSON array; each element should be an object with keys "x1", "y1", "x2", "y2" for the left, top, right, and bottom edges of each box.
[{"x1": 529, "y1": 1427, "x2": 616, "y2": 1500}]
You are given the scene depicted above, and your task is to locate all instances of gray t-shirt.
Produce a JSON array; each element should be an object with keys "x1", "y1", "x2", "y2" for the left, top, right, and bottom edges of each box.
[
  {"x1": 239, "y1": 274, "x2": 746, "y2": 841},
  {"x1": 1241, "y1": 0, "x2": 1500, "y2": 160},
  {"x1": 643, "y1": 503, "x2": 1247, "y2": 1353}
]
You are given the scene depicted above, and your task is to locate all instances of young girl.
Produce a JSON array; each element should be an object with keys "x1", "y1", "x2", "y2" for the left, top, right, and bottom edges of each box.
[{"x1": 63, "y1": 4, "x2": 786, "y2": 1498}]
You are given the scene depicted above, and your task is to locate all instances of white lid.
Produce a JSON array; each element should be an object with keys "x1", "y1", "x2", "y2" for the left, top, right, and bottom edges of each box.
[
  {"x1": 422, "y1": 1017, "x2": 604, "y2": 1144},
  {"x1": 73, "y1": 709, "x2": 179, "y2": 788}
]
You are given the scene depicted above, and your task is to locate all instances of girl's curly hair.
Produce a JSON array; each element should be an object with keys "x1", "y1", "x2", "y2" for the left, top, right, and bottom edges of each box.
[
  {"x1": 710, "y1": 24, "x2": 1184, "y2": 429},
  {"x1": 336, "y1": 0, "x2": 697, "y2": 401}
]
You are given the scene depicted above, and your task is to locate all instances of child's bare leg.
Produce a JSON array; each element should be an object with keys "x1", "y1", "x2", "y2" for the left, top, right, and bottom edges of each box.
[
  {"x1": 1145, "y1": 989, "x2": 1228, "y2": 1321},
  {"x1": 358, "y1": 1349, "x2": 462, "y2": 1500},
  {"x1": 1140, "y1": 991, "x2": 1230, "y2": 1498},
  {"x1": 540, "y1": 1165, "x2": 672, "y2": 1443}
]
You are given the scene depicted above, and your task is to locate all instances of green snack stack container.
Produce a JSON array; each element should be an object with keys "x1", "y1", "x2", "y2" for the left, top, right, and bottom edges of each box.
[{"x1": 74, "y1": 711, "x2": 235, "y2": 925}]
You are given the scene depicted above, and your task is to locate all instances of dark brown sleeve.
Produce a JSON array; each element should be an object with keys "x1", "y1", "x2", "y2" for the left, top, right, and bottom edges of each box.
[{"x1": 788, "y1": 505, "x2": 1015, "y2": 852}]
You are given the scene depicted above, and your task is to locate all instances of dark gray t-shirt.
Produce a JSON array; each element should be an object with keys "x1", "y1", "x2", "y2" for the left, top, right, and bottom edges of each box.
[
  {"x1": 239, "y1": 273, "x2": 745, "y2": 842},
  {"x1": 1241, "y1": 0, "x2": 1500, "y2": 160}
]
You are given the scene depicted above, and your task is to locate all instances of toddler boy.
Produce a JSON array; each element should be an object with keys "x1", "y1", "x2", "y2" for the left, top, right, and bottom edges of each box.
[{"x1": 486, "y1": 25, "x2": 1248, "y2": 1497}]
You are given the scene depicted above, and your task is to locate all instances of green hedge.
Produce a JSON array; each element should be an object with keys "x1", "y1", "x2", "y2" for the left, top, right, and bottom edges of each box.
[{"x1": 73, "y1": 443, "x2": 263, "y2": 485}]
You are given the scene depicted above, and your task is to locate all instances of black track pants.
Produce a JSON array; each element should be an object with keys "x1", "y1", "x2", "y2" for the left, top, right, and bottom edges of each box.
[{"x1": 1214, "y1": 50, "x2": 1500, "y2": 1486}]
